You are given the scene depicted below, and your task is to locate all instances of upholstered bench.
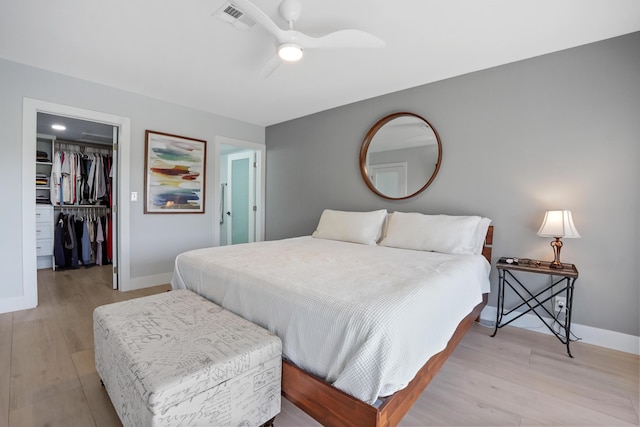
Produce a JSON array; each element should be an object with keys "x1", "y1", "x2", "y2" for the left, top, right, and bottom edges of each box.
[{"x1": 93, "y1": 289, "x2": 282, "y2": 427}]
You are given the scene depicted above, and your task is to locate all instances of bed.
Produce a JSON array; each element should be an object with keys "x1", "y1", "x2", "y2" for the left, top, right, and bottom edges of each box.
[{"x1": 171, "y1": 210, "x2": 493, "y2": 427}]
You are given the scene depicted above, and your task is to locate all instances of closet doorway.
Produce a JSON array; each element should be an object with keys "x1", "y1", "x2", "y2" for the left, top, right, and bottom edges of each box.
[
  {"x1": 216, "y1": 136, "x2": 265, "y2": 247},
  {"x1": 22, "y1": 99, "x2": 132, "y2": 309},
  {"x1": 37, "y1": 112, "x2": 118, "y2": 288}
]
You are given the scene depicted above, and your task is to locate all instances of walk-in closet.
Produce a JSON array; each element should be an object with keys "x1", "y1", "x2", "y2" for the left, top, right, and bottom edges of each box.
[{"x1": 36, "y1": 112, "x2": 118, "y2": 287}]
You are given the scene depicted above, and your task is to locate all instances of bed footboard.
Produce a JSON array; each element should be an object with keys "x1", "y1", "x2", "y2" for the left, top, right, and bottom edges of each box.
[
  {"x1": 282, "y1": 293, "x2": 488, "y2": 427},
  {"x1": 282, "y1": 225, "x2": 493, "y2": 427}
]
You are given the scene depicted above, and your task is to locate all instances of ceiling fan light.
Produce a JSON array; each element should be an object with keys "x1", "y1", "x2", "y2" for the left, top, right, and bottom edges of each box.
[{"x1": 278, "y1": 43, "x2": 303, "y2": 61}]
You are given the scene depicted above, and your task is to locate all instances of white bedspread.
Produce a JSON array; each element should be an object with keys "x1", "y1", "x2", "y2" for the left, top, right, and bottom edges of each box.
[{"x1": 171, "y1": 236, "x2": 490, "y2": 404}]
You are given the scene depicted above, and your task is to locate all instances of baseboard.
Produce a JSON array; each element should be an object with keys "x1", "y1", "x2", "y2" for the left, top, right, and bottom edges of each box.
[
  {"x1": 0, "y1": 295, "x2": 37, "y2": 315},
  {"x1": 480, "y1": 306, "x2": 640, "y2": 356},
  {"x1": 124, "y1": 272, "x2": 173, "y2": 292}
]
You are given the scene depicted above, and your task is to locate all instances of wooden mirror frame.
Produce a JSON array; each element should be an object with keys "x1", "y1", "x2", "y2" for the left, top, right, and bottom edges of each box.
[{"x1": 359, "y1": 112, "x2": 442, "y2": 201}]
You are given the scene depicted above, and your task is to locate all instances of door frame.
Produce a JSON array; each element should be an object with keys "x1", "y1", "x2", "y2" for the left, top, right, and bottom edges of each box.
[
  {"x1": 214, "y1": 136, "x2": 265, "y2": 246},
  {"x1": 22, "y1": 98, "x2": 131, "y2": 307}
]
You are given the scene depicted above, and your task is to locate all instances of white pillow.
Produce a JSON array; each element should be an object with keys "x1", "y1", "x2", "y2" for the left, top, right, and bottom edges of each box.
[
  {"x1": 380, "y1": 212, "x2": 491, "y2": 255},
  {"x1": 312, "y1": 209, "x2": 388, "y2": 245},
  {"x1": 472, "y1": 217, "x2": 492, "y2": 255}
]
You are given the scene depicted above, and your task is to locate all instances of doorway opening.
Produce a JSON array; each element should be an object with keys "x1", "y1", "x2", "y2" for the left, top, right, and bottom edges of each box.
[
  {"x1": 216, "y1": 136, "x2": 265, "y2": 246},
  {"x1": 37, "y1": 112, "x2": 118, "y2": 288}
]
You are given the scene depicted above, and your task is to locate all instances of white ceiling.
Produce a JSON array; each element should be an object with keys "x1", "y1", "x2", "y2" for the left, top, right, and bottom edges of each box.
[{"x1": 2, "y1": 1, "x2": 639, "y2": 127}]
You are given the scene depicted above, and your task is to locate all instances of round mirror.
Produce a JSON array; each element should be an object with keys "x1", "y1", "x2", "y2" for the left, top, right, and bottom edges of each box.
[{"x1": 359, "y1": 112, "x2": 442, "y2": 200}]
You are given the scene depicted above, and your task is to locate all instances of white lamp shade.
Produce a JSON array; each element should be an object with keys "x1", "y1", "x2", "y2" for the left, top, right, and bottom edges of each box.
[
  {"x1": 278, "y1": 43, "x2": 303, "y2": 61},
  {"x1": 537, "y1": 210, "x2": 581, "y2": 238}
]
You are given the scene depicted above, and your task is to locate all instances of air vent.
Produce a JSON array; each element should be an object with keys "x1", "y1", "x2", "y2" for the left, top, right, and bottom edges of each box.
[
  {"x1": 214, "y1": 2, "x2": 256, "y2": 31},
  {"x1": 224, "y1": 4, "x2": 243, "y2": 19}
]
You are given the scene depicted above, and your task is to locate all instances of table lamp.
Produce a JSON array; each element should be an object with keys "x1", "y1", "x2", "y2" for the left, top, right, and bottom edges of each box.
[{"x1": 537, "y1": 210, "x2": 580, "y2": 269}]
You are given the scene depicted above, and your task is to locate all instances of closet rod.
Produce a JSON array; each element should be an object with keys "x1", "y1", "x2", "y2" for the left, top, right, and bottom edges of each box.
[{"x1": 54, "y1": 205, "x2": 110, "y2": 209}]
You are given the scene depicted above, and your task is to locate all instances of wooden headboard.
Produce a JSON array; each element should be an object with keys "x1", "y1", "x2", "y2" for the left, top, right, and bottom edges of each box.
[{"x1": 482, "y1": 225, "x2": 493, "y2": 263}]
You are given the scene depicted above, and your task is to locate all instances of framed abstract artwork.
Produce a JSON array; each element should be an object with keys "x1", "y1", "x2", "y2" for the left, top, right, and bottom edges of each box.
[{"x1": 144, "y1": 130, "x2": 207, "y2": 213}]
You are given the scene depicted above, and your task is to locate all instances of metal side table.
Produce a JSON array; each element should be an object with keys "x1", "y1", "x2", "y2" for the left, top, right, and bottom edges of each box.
[{"x1": 491, "y1": 257, "x2": 579, "y2": 357}]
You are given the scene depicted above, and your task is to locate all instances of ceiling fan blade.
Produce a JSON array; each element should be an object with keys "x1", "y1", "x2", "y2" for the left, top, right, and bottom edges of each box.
[
  {"x1": 294, "y1": 29, "x2": 385, "y2": 49},
  {"x1": 231, "y1": 0, "x2": 287, "y2": 42},
  {"x1": 259, "y1": 54, "x2": 282, "y2": 79}
]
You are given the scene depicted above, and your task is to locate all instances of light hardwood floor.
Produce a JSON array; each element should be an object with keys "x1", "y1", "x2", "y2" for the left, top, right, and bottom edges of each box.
[{"x1": 1, "y1": 267, "x2": 637, "y2": 426}]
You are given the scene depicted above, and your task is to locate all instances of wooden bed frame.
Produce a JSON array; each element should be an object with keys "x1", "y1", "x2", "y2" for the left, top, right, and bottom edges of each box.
[{"x1": 281, "y1": 225, "x2": 494, "y2": 427}]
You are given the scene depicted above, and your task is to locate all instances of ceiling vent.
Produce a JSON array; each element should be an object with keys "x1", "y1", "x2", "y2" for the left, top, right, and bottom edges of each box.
[{"x1": 214, "y1": 3, "x2": 256, "y2": 31}]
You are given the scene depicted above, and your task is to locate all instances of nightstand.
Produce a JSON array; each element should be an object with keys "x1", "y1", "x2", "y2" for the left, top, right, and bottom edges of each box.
[{"x1": 491, "y1": 257, "x2": 579, "y2": 357}]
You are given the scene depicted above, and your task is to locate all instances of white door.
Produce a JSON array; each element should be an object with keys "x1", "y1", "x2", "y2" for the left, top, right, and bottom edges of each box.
[
  {"x1": 111, "y1": 126, "x2": 119, "y2": 289},
  {"x1": 215, "y1": 136, "x2": 265, "y2": 248},
  {"x1": 370, "y1": 162, "x2": 408, "y2": 198},
  {"x1": 226, "y1": 151, "x2": 256, "y2": 245}
]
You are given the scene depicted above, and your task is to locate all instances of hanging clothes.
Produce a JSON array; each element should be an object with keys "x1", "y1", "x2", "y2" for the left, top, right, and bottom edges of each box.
[
  {"x1": 54, "y1": 213, "x2": 66, "y2": 267},
  {"x1": 50, "y1": 152, "x2": 62, "y2": 205},
  {"x1": 52, "y1": 209, "x2": 111, "y2": 269},
  {"x1": 88, "y1": 216, "x2": 96, "y2": 264},
  {"x1": 66, "y1": 214, "x2": 79, "y2": 268},
  {"x1": 81, "y1": 219, "x2": 91, "y2": 265},
  {"x1": 95, "y1": 216, "x2": 104, "y2": 266},
  {"x1": 61, "y1": 152, "x2": 72, "y2": 205},
  {"x1": 51, "y1": 150, "x2": 112, "y2": 206},
  {"x1": 49, "y1": 141, "x2": 114, "y2": 272},
  {"x1": 74, "y1": 217, "x2": 84, "y2": 266}
]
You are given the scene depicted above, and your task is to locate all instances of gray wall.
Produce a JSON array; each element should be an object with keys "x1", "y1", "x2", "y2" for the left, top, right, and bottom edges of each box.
[
  {"x1": 265, "y1": 32, "x2": 640, "y2": 336},
  {"x1": 0, "y1": 58, "x2": 264, "y2": 301}
]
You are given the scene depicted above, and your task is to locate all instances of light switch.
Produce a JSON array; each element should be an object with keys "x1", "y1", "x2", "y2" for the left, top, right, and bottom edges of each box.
[{"x1": 131, "y1": 192, "x2": 138, "y2": 202}]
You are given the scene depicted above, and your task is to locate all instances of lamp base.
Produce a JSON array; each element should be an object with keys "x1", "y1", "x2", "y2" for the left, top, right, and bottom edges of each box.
[{"x1": 549, "y1": 237, "x2": 564, "y2": 269}]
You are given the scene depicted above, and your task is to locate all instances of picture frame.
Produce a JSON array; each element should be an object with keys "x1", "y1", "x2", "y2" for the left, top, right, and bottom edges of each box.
[{"x1": 144, "y1": 130, "x2": 207, "y2": 214}]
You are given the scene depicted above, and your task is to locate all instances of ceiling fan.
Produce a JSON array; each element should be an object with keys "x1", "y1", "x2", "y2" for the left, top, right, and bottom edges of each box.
[{"x1": 229, "y1": 0, "x2": 385, "y2": 78}]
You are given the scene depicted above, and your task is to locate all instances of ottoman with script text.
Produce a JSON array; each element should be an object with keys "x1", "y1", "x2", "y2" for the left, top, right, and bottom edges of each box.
[{"x1": 93, "y1": 289, "x2": 281, "y2": 427}]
